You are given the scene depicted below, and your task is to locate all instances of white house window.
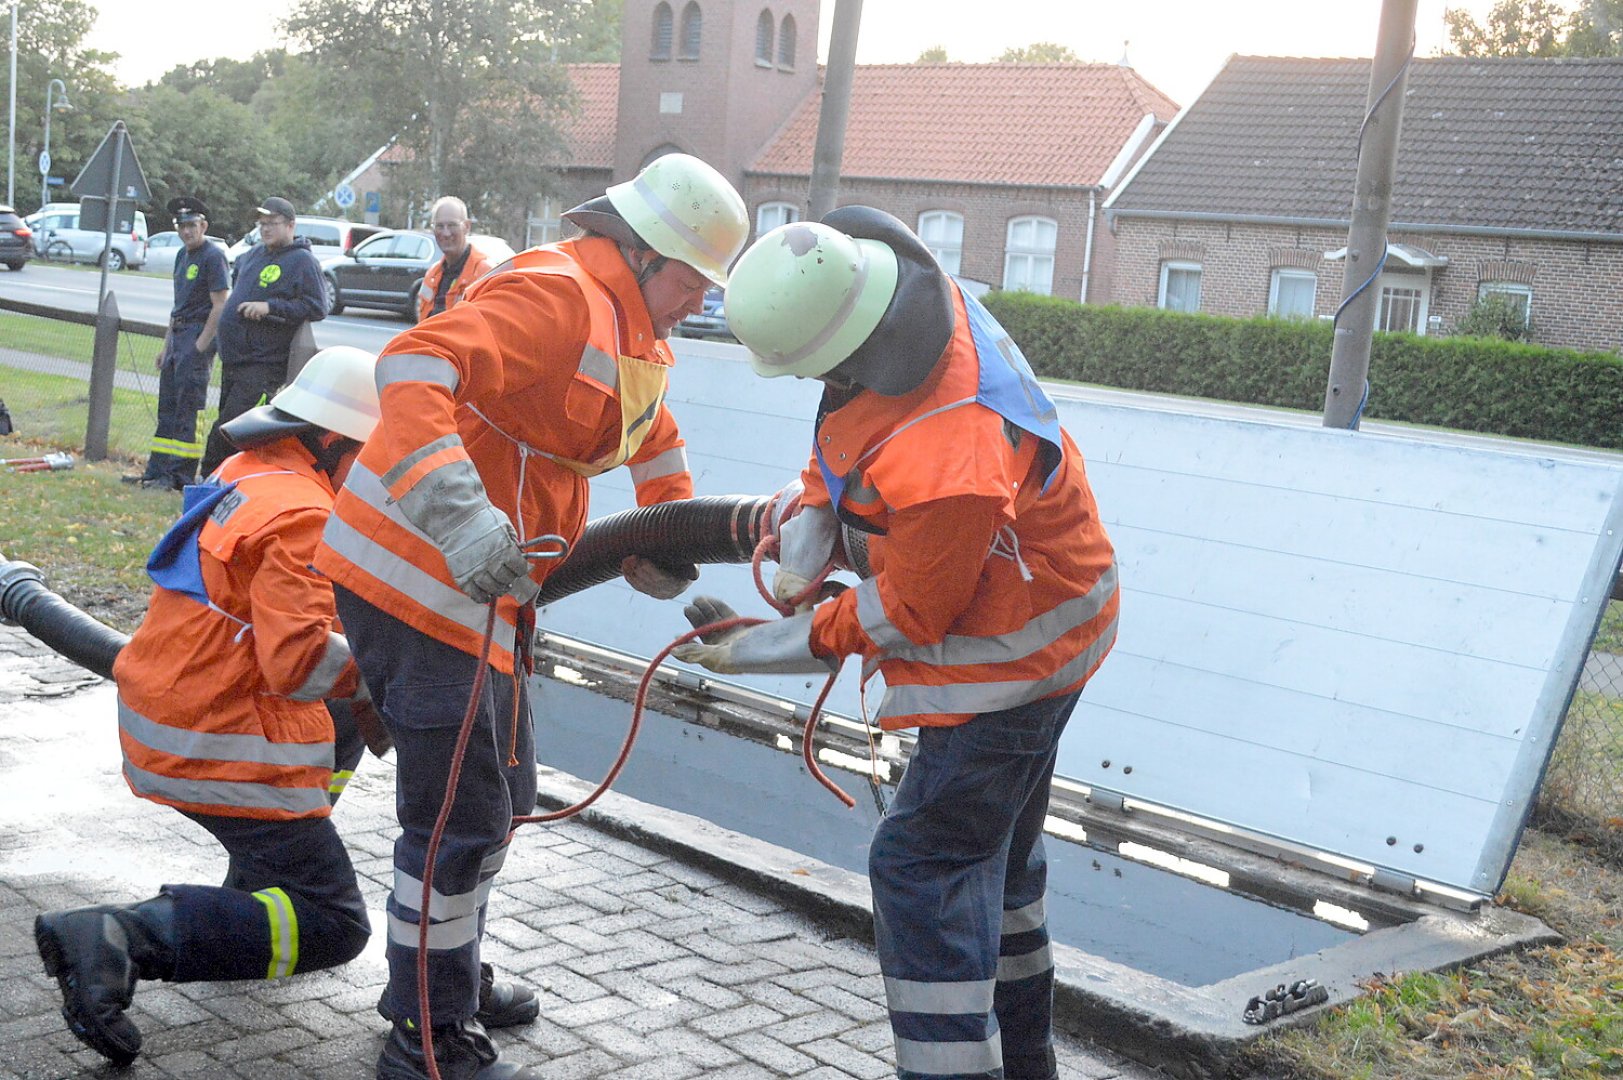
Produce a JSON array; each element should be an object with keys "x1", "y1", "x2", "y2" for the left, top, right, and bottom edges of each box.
[
  {"x1": 1478, "y1": 281, "x2": 1533, "y2": 323},
  {"x1": 756, "y1": 201, "x2": 800, "y2": 235},
  {"x1": 755, "y1": 9, "x2": 774, "y2": 64},
  {"x1": 651, "y1": 2, "x2": 673, "y2": 59},
  {"x1": 1158, "y1": 260, "x2": 1202, "y2": 312},
  {"x1": 526, "y1": 196, "x2": 560, "y2": 248},
  {"x1": 1268, "y1": 269, "x2": 1317, "y2": 319},
  {"x1": 1002, "y1": 216, "x2": 1056, "y2": 294},
  {"x1": 679, "y1": 1, "x2": 702, "y2": 59},
  {"x1": 778, "y1": 14, "x2": 797, "y2": 68},
  {"x1": 917, "y1": 211, "x2": 963, "y2": 275},
  {"x1": 1376, "y1": 273, "x2": 1430, "y2": 334}
]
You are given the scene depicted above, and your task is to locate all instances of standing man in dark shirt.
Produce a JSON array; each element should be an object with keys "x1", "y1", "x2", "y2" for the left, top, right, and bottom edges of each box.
[
  {"x1": 124, "y1": 197, "x2": 229, "y2": 491},
  {"x1": 416, "y1": 196, "x2": 495, "y2": 323},
  {"x1": 199, "y1": 196, "x2": 327, "y2": 477}
]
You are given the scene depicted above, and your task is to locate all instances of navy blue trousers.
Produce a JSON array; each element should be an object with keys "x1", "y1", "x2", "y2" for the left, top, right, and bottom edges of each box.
[
  {"x1": 334, "y1": 585, "x2": 536, "y2": 1024},
  {"x1": 140, "y1": 324, "x2": 213, "y2": 487},
  {"x1": 871, "y1": 690, "x2": 1080, "y2": 1080},
  {"x1": 164, "y1": 702, "x2": 371, "y2": 983}
]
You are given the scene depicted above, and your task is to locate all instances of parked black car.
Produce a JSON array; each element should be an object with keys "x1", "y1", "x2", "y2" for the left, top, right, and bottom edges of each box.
[
  {"x1": 0, "y1": 205, "x2": 34, "y2": 271},
  {"x1": 325, "y1": 229, "x2": 515, "y2": 321},
  {"x1": 673, "y1": 286, "x2": 731, "y2": 339}
]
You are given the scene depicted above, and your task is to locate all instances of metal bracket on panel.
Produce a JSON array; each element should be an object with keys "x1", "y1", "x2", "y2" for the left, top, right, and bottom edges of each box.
[
  {"x1": 1088, "y1": 787, "x2": 1129, "y2": 814},
  {"x1": 672, "y1": 669, "x2": 709, "y2": 693},
  {"x1": 1370, "y1": 867, "x2": 1419, "y2": 898}
]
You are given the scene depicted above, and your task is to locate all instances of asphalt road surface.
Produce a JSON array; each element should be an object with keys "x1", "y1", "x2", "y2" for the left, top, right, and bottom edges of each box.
[{"x1": 0, "y1": 261, "x2": 407, "y2": 354}]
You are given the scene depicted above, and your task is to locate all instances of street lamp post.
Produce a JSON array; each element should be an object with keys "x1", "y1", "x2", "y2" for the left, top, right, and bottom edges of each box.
[
  {"x1": 41, "y1": 79, "x2": 69, "y2": 208},
  {"x1": 7, "y1": 0, "x2": 17, "y2": 207}
]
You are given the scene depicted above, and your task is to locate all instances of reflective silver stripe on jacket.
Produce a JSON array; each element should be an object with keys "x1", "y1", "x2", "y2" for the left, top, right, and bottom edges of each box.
[
  {"x1": 861, "y1": 562, "x2": 1118, "y2": 668},
  {"x1": 376, "y1": 353, "x2": 460, "y2": 393},
  {"x1": 288, "y1": 632, "x2": 352, "y2": 702},
  {"x1": 325, "y1": 464, "x2": 519, "y2": 649},
  {"x1": 1001, "y1": 897, "x2": 1045, "y2": 935},
  {"x1": 997, "y1": 942, "x2": 1053, "y2": 982},
  {"x1": 627, "y1": 445, "x2": 688, "y2": 487},
  {"x1": 122, "y1": 760, "x2": 330, "y2": 816},
  {"x1": 883, "y1": 976, "x2": 996, "y2": 1015},
  {"x1": 119, "y1": 697, "x2": 333, "y2": 768},
  {"x1": 893, "y1": 1035, "x2": 1002, "y2": 1076},
  {"x1": 579, "y1": 344, "x2": 618, "y2": 388},
  {"x1": 381, "y1": 433, "x2": 465, "y2": 492},
  {"x1": 877, "y1": 617, "x2": 1119, "y2": 722}
]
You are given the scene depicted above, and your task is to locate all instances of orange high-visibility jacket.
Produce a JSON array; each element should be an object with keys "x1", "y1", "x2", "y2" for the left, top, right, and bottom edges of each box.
[
  {"x1": 416, "y1": 244, "x2": 497, "y2": 323},
  {"x1": 115, "y1": 440, "x2": 361, "y2": 821},
  {"x1": 803, "y1": 285, "x2": 1119, "y2": 730},
  {"x1": 315, "y1": 237, "x2": 694, "y2": 673}
]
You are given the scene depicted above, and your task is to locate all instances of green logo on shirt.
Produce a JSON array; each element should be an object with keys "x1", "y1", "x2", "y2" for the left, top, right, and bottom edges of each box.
[
  {"x1": 258, "y1": 264, "x2": 282, "y2": 288},
  {"x1": 186, "y1": 263, "x2": 199, "y2": 281}
]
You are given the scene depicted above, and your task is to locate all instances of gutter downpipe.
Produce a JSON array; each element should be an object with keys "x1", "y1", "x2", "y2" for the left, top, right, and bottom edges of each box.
[{"x1": 1080, "y1": 189, "x2": 1097, "y2": 304}]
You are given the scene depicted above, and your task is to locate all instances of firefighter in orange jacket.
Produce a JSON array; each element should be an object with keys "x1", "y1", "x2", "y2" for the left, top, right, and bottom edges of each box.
[
  {"x1": 32, "y1": 347, "x2": 384, "y2": 1068},
  {"x1": 675, "y1": 208, "x2": 1120, "y2": 1080},
  {"x1": 313, "y1": 153, "x2": 748, "y2": 1080},
  {"x1": 417, "y1": 195, "x2": 497, "y2": 322}
]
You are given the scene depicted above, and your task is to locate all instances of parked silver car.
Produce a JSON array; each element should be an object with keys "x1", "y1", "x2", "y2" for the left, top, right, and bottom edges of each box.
[
  {"x1": 25, "y1": 202, "x2": 148, "y2": 270},
  {"x1": 144, "y1": 231, "x2": 230, "y2": 276}
]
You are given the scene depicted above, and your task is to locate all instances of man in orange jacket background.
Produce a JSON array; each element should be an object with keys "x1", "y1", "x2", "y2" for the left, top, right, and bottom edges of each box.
[
  {"x1": 34, "y1": 347, "x2": 385, "y2": 1068},
  {"x1": 417, "y1": 196, "x2": 497, "y2": 323},
  {"x1": 314, "y1": 152, "x2": 749, "y2": 1080},
  {"x1": 675, "y1": 208, "x2": 1120, "y2": 1080}
]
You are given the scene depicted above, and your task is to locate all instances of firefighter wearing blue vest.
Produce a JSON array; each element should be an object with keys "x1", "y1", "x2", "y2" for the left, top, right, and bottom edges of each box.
[
  {"x1": 678, "y1": 208, "x2": 1120, "y2": 1080},
  {"x1": 123, "y1": 196, "x2": 230, "y2": 490},
  {"x1": 34, "y1": 349, "x2": 393, "y2": 1068}
]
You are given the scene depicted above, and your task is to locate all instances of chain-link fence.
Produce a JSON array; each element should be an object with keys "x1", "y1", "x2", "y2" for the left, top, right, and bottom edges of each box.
[
  {"x1": 1540, "y1": 599, "x2": 1623, "y2": 841},
  {"x1": 0, "y1": 296, "x2": 181, "y2": 464}
]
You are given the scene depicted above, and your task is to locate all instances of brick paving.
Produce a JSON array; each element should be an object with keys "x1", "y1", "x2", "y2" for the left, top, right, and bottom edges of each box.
[{"x1": 0, "y1": 622, "x2": 1158, "y2": 1080}]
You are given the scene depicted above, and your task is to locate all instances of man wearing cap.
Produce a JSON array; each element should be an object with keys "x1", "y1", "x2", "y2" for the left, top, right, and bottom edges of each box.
[
  {"x1": 123, "y1": 197, "x2": 229, "y2": 491},
  {"x1": 314, "y1": 152, "x2": 749, "y2": 1080},
  {"x1": 200, "y1": 196, "x2": 327, "y2": 477},
  {"x1": 417, "y1": 195, "x2": 495, "y2": 323}
]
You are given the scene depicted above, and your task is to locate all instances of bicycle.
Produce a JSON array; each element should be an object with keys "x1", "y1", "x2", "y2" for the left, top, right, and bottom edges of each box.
[{"x1": 41, "y1": 238, "x2": 76, "y2": 264}]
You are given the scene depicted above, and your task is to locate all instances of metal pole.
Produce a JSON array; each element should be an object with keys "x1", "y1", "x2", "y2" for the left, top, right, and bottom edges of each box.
[
  {"x1": 7, "y1": 1, "x2": 17, "y2": 208},
  {"x1": 41, "y1": 78, "x2": 63, "y2": 208},
  {"x1": 95, "y1": 122, "x2": 123, "y2": 308},
  {"x1": 1322, "y1": 0, "x2": 1418, "y2": 429},
  {"x1": 807, "y1": 0, "x2": 862, "y2": 222}
]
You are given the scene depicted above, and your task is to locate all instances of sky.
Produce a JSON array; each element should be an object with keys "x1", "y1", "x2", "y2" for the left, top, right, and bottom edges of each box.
[{"x1": 84, "y1": 0, "x2": 1463, "y2": 108}]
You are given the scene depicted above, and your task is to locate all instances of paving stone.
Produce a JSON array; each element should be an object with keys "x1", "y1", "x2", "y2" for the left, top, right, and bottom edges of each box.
[
  {"x1": 802, "y1": 1036, "x2": 892, "y2": 1079},
  {"x1": 725, "y1": 1030, "x2": 819, "y2": 1073},
  {"x1": 690, "y1": 1002, "x2": 786, "y2": 1039}
]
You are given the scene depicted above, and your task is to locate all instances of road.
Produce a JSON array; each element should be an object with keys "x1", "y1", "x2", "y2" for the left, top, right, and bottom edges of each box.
[{"x1": 0, "y1": 262, "x2": 408, "y2": 353}]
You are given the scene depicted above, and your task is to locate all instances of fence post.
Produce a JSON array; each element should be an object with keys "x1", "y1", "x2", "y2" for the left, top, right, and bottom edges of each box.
[
  {"x1": 84, "y1": 290, "x2": 119, "y2": 461},
  {"x1": 286, "y1": 322, "x2": 318, "y2": 383}
]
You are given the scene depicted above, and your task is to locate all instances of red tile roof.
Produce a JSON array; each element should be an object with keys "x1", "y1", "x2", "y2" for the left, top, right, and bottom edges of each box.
[
  {"x1": 750, "y1": 63, "x2": 1179, "y2": 187},
  {"x1": 563, "y1": 63, "x2": 620, "y2": 169}
]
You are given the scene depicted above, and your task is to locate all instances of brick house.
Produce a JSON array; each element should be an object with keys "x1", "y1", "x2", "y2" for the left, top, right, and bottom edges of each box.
[
  {"x1": 528, "y1": 0, "x2": 1178, "y2": 302},
  {"x1": 1103, "y1": 55, "x2": 1623, "y2": 353}
]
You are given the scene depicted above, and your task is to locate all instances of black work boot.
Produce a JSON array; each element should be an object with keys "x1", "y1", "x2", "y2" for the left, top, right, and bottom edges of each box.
[
  {"x1": 378, "y1": 963, "x2": 539, "y2": 1029},
  {"x1": 34, "y1": 895, "x2": 178, "y2": 1066},
  {"x1": 376, "y1": 1016, "x2": 541, "y2": 1080}
]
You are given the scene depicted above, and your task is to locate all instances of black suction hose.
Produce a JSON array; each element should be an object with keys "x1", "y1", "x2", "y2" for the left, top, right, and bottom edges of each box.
[
  {"x1": 0, "y1": 555, "x2": 129, "y2": 680},
  {"x1": 0, "y1": 496, "x2": 775, "y2": 679},
  {"x1": 538, "y1": 494, "x2": 772, "y2": 605}
]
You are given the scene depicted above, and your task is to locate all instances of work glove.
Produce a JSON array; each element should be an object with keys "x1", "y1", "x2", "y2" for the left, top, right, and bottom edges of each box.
[
  {"x1": 621, "y1": 555, "x2": 698, "y2": 600},
  {"x1": 672, "y1": 596, "x2": 839, "y2": 675},
  {"x1": 773, "y1": 503, "x2": 839, "y2": 612},
  {"x1": 438, "y1": 503, "x2": 538, "y2": 605}
]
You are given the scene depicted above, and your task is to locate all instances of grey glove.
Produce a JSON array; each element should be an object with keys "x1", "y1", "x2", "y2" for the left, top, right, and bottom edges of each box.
[
  {"x1": 621, "y1": 555, "x2": 698, "y2": 600},
  {"x1": 773, "y1": 504, "x2": 839, "y2": 611},
  {"x1": 438, "y1": 503, "x2": 537, "y2": 604},
  {"x1": 672, "y1": 596, "x2": 839, "y2": 675}
]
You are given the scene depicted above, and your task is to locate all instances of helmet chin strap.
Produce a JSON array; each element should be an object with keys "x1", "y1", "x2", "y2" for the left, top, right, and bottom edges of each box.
[
  {"x1": 626, "y1": 245, "x2": 667, "y2": 285},
  {"x1": 296, "y1": 430, "x2": 359, "y2": 479}
]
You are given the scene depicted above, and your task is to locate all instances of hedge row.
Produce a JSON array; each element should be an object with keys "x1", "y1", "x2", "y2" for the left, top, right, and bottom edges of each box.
[{"x1": 980, "y1": 292, "x2": 1623, "y2": 451}]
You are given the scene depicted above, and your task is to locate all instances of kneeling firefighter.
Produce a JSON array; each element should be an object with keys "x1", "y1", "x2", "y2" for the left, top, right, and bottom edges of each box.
[
  {"x1": 674, "y1": 208, "x2": 1121, "y2": 1080},
  {"x1": 33, "y1": 346, "x2": 535, "y2": 1068}
]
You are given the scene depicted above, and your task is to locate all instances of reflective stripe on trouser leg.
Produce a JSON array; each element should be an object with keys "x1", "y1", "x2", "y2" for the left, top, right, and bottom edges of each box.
[
  {"x1": 334, "y1": 586, "x2": 537, "y2": 1025},
  {"x1": 871, "y1": 690, "x2": 1079, "y2": 1080},
  {"x1": 166, "y1": 811, "x2": 371, "y2": 983},
  {"x1": 146, "y1": 325, "x2": 213, "y2": 486}
]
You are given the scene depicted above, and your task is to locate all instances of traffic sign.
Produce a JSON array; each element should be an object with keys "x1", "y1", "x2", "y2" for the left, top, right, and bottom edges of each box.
[
  {"x1": 334, "y1": 183, "x2": 356, "y2": 209},
  {"x1": 70, "y1": 121, "x2": 152, "y2": 204},
  {"x1": 37, "y1": 151, "x2": 50, "y2": 176},
  {"x1": 365, "y1": 190, "x2": 381, "y2": 213}
]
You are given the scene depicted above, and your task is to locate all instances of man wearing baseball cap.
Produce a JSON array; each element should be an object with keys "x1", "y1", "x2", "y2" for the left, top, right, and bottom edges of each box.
[
  {"x1": 199, "y1": 196, "x2": 327, "y2": 477},
  {"x1": 124, "y1": 196, "x2": 229, "y2": 490}
]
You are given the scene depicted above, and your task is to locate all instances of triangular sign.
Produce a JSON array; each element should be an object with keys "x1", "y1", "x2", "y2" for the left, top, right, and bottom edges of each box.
[{"x1": 70, "y1": 121, "x2": 151, "y2": 204}]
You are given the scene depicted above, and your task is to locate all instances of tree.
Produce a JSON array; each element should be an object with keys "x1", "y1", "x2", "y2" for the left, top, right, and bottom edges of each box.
[
  {"x1": 156, "y1": 51, "x2": 291, "y2": 104},
  {"x1": 281, "y1": 0, "x2": 578, "y2": 233},
  {"x1": 1442, "y1": 0, "x2": 1623, "y2": 55},
  {"x1": 996, "y1": 42, "x2": 1081, "y2": 63},
  {"x1": 546, "y1": 0, "x2": 622, "y2": 62},
  {"x1": 915, "y1": 45, "x2": 949, "y2": 63}
]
